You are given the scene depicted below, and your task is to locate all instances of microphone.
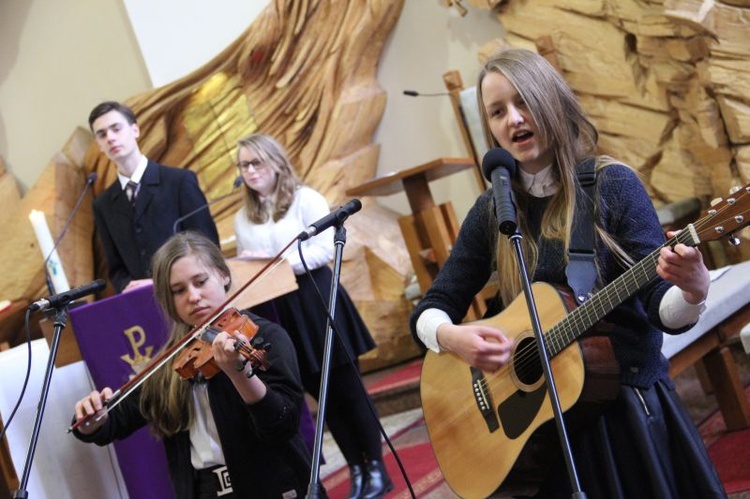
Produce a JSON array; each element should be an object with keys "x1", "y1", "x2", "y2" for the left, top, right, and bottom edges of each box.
[
  {"x1": 482, "y1": 148, "x2": 518, "y2": 236},
  {"x1": 297, "y1": 199, "x2": 362, "y2": 241},
  {"x1": 42, "y1": 172, "x2": 97, "y2": 293},
  {"x1": 172, "y1": 176, "x2": 242, "y2": 235},
  {"x1": 403, "y1": 90, "x2": 450, "y2": 97},
  {"x1": 29, "y1": 279, "x2": 106, "y2": 312}
]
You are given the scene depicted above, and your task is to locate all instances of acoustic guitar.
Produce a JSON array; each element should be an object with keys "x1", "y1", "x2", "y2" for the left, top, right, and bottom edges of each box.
[{"x1": 420, "y1": 188, "x2": 750, "y2": 498}]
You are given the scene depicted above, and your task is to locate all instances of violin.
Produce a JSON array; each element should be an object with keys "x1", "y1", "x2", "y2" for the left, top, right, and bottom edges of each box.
[{"x1": 173, "y1": 308, "x2": 270, "y2": 380}]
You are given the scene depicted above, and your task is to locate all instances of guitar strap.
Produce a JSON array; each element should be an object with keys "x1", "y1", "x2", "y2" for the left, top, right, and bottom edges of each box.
[{"x1": 566, "y1": 157, "x2": 597, "y2": 305}]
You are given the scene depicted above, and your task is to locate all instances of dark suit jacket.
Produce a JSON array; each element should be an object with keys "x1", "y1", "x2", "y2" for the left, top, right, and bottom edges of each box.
[{"x1": 93, "y1": 161, "x2": 220, "y2": 292}]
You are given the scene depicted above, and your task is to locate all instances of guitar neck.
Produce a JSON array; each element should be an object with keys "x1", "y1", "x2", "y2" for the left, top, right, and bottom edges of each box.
[{"x1": 546, "y1": 225, "x2": 699, "y2": 357}]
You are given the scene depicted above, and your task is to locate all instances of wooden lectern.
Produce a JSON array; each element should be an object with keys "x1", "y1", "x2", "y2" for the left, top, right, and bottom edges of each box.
[
  {"x1": 346, "y1": 157, "x2": 491, "y2": 320},
  {"x1": 226, "y1": 257, "x2": 298, "y2": 309}
]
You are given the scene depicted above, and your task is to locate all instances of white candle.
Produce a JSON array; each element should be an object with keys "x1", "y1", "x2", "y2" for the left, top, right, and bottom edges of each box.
[{"x1": 29, "y1": 210, "x2": 70, "y2": 293}]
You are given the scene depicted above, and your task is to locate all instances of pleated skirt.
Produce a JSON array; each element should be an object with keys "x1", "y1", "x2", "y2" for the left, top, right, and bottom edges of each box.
[
  {"x1": 272, "y1": 266, "x2": 376, "y2": 377},
  {"x1": 525, "y1": 380, "x2": 727, "y2": 499}
]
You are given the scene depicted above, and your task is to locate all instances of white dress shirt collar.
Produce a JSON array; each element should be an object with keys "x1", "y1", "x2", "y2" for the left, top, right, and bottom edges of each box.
[
  {"x1": 518, "y1": 164, "x2": 558, "y2": 197},
  {"x1": 117, "y1": 154, "x2": 148, "y2": 190}
]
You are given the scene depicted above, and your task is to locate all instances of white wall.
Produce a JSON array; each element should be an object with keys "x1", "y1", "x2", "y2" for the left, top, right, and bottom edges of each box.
[
  {"x1": 373, "y1": 3, "x2": 501, "y2": 218},
  {"x1": 0, "y1": 0, "x2": 151, "y2": 192},
  {"x1": 122, "y1": 0, "x2": 268, "y2": 88},
  {"x1": 1, "y1": 1, "x2": 501, "y2": 220}
]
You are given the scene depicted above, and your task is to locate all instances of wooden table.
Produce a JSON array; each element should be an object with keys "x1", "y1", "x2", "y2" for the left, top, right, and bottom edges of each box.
[
  {"x1": 347, "y1": 157, "x2": 489, "y2": 320},
  {"x1": 663, "y1": 261, "x2": 750, "y2": 430}
]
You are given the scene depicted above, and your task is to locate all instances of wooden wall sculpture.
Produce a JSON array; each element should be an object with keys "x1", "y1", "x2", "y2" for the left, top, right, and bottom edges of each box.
[
  {"x1": 465, "y1": 0, "x2": 750, "y2": 263},
  {"x1": 0, "y1": 0, "x2": 420, "y2": 372}
]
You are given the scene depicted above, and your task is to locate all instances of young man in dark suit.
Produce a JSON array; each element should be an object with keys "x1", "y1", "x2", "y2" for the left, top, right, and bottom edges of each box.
[{"x1": 89, "y1": 101, "x2": 220, "y2": 293}]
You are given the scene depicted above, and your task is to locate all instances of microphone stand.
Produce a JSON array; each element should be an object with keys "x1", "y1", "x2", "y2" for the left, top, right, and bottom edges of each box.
[
  {"x1": 172, "y1": 179, "x2": 241, "y2": 234},
  {"x1": 13, "y1": 173, "x2": 97, "y2": 497},
  {"x1": 12, "y1": 305, "x2": 70, "y2": 499},
  {"x1": 505, "y1": 229, "x2": 586, "y2": 499},
  {"x1": 306, "y1": 221, "x2": 347, "y2": 499},
  {"x1": 43, "y1": 172, "x2": 96, "y2": 295}
]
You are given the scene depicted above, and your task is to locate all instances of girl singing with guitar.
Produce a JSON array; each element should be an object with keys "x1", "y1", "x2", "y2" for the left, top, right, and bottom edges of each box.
[{"x1": 411, "y1": 48, "x2": 726, "y2": 498}]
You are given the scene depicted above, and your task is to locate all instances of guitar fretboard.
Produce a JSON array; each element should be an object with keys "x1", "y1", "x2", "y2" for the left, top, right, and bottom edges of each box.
[{"x1": 545, "y1": 227, "x2": 698, "y2": 356}]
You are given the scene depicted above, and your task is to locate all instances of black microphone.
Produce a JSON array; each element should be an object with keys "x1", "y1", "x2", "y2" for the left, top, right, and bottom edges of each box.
[
  {"x1": 403, "y1": 90, "x2": 450, "y2": 97},
  {"x1": 297, "y1": 199, "x2": 362, "y2": 241},
  {"x1": 172, "y1": 176, "x2": 242, "y2": 235},
  {"x1": 28, "y1": 279, "x2": 106, "y2": 312},
  {"x1": 42, "y1": 172, "x2": 97, "y2": 293},
  {"x1": 482, "y1": 148, "x2": 518, "y2": 236}
]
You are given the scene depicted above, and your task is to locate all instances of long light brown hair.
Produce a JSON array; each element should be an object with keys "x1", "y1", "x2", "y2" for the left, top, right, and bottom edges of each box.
[
  {"x1": 139, "y1": 232, "x2": 231, "y2": 438},
  {"x1": 236, "y1": 133, "x2": 301, "y2": 223},
  {"x1": 477, "y1": 48, "x2": 632, "y2": 306}
]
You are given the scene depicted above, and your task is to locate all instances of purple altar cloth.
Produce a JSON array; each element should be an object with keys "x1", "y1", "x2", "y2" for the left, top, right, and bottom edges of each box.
[{"x1": 70, "y1": 284, "x2": 175, "y2": 499}]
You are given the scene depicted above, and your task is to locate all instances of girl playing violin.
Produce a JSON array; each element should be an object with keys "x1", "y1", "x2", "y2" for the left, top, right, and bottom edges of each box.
[{"x1": 72, "y1": 231, "x2": 318, "y2": 498}]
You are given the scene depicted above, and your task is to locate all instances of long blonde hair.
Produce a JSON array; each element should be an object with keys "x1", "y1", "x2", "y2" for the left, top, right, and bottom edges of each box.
[
  {"x1": 140, "y1": 232, "x2": 231, "y2": 438},
  {"x1": 236, "y1": 133, "x2": 301, "y2": 223},
  {"x1": 477, "y1": 49, "x2": 631, "y2": 305}
]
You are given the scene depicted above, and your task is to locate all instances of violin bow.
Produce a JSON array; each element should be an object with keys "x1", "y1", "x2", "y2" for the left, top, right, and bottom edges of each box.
[{"x1": 68, "y1": 237, "x2": 299, "y2": 432}]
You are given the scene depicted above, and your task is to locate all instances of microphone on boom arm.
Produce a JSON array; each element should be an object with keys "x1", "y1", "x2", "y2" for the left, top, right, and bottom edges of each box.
[
  {"x1": 29, "y1": 279, "x2": 106, "y2": 312},
  {"x1": 297, "y1": 199, "x2": 363, "y2": 241},
  {"x1": 42, "y1": 172, "x2": 97, "y2": 294},
  {"x1": 172, "y1": 176, "x2": 242, "y2": 235},
  {"x1": 403, "y1": 90, "x2": 451, "y2": 97}
]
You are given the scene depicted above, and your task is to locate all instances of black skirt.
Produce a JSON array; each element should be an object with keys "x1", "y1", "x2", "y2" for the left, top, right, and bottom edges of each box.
[
  {"x1": 272, "y1": 266, "x2": 376, "y2": 377},
  {"x1": 530, "y1": 380, "x2": 727, "y2": 499}
]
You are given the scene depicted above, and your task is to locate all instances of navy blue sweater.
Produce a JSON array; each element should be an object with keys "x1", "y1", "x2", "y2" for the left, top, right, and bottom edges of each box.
[{"x1": 410, "y1": 164, "x2": 695, "y2": 388}]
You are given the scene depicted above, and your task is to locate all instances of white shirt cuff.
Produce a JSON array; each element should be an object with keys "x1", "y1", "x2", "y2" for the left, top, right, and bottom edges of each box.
[
  {"x1": 416, "y1": 308, "x2": 452, "y2": 353},
  {"x1": 659, "y1": 285, "x2": 707, "y2": 329}
]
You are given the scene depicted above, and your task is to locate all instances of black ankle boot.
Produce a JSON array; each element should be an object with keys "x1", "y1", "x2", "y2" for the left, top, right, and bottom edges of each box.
[
  {"x1": 348, "y1": 464, "x2": 364, "y2": 499},
  {"x1": 360, "y1": 459, "x2": 394, "y2": 499}
]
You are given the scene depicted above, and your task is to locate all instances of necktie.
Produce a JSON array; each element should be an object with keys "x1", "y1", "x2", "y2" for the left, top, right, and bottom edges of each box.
[{"x1": 125, "y1": 181, "x2": 138, "y2": 207}]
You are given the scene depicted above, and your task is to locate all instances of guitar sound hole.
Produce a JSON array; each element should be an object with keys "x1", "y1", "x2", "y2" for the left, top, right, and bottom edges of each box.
[{"x1": 514, "y1": 336, "x2": 543, "y2": 386}]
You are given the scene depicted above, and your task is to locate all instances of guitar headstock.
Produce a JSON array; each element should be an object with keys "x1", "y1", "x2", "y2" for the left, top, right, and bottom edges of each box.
[{"x1": 692, "y1": 185, "x2": 750, "y2": 244}]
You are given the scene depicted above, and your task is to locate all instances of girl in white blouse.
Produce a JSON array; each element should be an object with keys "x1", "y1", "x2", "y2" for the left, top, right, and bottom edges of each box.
[{"x1": 233, "y1": 134, "x2": 392, "y2": 499}]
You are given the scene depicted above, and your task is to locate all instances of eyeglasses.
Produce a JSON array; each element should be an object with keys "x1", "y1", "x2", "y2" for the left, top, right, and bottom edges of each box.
[{"x1": 236, "y1": 159, "x2": 267, "y2": 172}]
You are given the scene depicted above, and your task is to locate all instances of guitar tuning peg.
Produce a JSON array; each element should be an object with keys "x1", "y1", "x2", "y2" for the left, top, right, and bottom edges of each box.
[
  {"x1": 728, "y1": 235, "x2": 742, "y2": 246},
  {"x1": 710, "y1": 197, "x2": 724, "y2": 207},
  {"x1": 729, "y1": 185, "x2": 742, "y2": 195}
]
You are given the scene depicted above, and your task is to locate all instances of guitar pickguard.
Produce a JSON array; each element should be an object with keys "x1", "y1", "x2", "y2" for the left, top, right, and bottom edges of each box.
[
  {"x1": 497, "y1": 383, "x2": 547, "y2": 438},
  {"x1": 469, "y1": 333, "x2": 549, "y2": 439},
  {"x1": 490, "y1": 333, "x2": 547, "y2": 438}
]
